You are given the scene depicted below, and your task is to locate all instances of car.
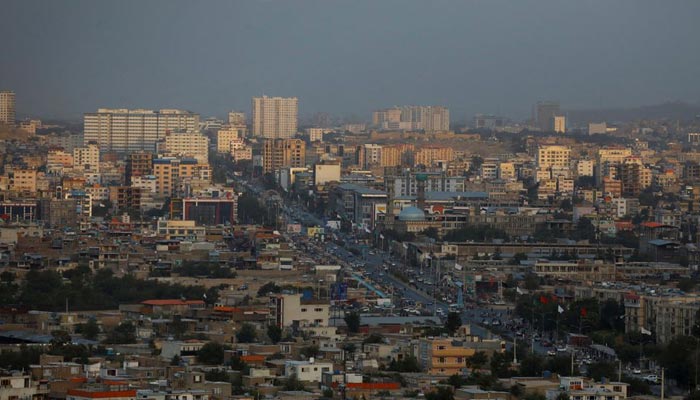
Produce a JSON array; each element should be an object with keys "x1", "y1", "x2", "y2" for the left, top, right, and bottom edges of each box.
[
  {"x1": 632, "y1": 368, "x2": 642, "y2": 374},
  {"x1": 643, "y1": 375, "x2": 659, "y2": 384},
  {"x1": 547, "y1": 350, "x2": 557, "y2": 356}
]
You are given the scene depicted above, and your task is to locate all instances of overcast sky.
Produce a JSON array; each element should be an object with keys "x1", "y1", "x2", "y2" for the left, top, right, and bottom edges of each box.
[{"x1": 1, "y1": 0, "x2": 699, "y2": 121}]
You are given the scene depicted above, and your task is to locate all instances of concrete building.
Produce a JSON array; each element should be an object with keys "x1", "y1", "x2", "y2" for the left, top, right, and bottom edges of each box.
[
  {"x1": 0, "y1": 372, "x2": 48, "y2": 400},
  {"x1": 269, "y1": 293, "x2": 330, "y2": 328},
  {"x1": 228, "y1": 111, "x2": 246, "y2": 125},
  {"x1": 537, "y1": 145, "x2": 571, "y2": 169},
  {"x1": 156, "y1": 219, "x2": 206, "y2": 241},
  {"x1": 263, "y1": 139, "x2": 305, "y2": 174},
  {"x1": 589, "y1": 122, "x2": 608, "y2": 135},
  {"x1": 125, "y1": 151, "x2": 153, "y2": 183},
  {"x1": 373, "y1": 106, "x2": 449, "y2": 132},
  {"x1": 553, "y1": 115, "x2": 566, "y2": 133},
  {"x1": 0, "y1": 90, "x2": 16, "y2": 125},
  {"x1": 414, "y1": 146, "x2": 455, "y2": 167},
  {"x1": 153, "y1": 157, "x2": 211, "y2": 197},
  {"x1": 313, "y1": 159, "x2": 341, "y2": 187},
  {"x1": 83, "y1": 108, "x2": 199, "y2": 153},
  {"x1": 216, "y1": 127, "x2": 243, "y2": 153},
  {"x1": 73, "y1": 144, "x2": 100, "y2": 172},
  {"x1": 284, "y1": 359, "x2": 333, "y2": 383},
  {"x1": 251, "y1": 96, "x2": 298, "y2": 139},
  {"x1": 535, "y1": 101, "x2": 560, "y2": 132},
  {"x1": 162, "y1": 132, "x2": 209, "y2": 163}
]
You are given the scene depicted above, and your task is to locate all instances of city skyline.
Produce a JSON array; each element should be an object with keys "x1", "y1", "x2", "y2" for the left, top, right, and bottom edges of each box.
[{"x1": 2, "y1": 1, "x2": 700, "y2": 121}]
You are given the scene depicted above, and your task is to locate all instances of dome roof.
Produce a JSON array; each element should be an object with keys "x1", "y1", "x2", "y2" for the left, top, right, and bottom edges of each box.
[{"x1": 398, "y1": 206, "x2": 426, "y2": 222}]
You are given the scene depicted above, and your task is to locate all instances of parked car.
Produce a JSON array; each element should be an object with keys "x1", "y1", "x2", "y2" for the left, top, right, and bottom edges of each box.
[{"x1": 643, "y1": 375, "x2": 659, "y2": 384}]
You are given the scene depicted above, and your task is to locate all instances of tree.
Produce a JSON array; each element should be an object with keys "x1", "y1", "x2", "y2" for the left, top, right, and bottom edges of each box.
[
  {"x1": 284, "y1": 373, "x2": 306, "y2": 391},
  {"x1": 363, "y1": 333, "x2": 385, "y2": 344},
  {"x1": 236, "y1": 323, "x2": 257, "y2": 343},
  {"x1": 345, "y1": 311, "x2": 361, "y2": 334},
  {"x1": 587, "y1": 361, "x2": 617, "y2": 382},
  {"x1": 466, "y1": 351, "x2": 488, "y2": 370},
  {"x1": 257, "y1": 282, "x2": 281, "y2": 297},
  {"x1": 445, "y1": 312, "x2": 462, "y2": 334},
  {"x1": 79, "y1": 319, "x2": 99, "y2": 341},
  {"x1": 197, "y1": 342, "x2": 225, "y2": 365},
  {"x1": 387, "y1": 355, "x2": 421, "y2": 372},
  {"x1": 205, "y1": 369, "x2": 230, "y2": 382},
  {"x1": 425, "y1": 386, "x2": 454, "y2": 400},
  {"x1": 170, "y1": 355, "x2": 181, "y2": 366},
  {"x1": 105, "y1": 321, "x2": 136, "y2": 344},
  {"x1": 519, "y1": 354, "x2": 544, "y2": 377},
  {"x1": 300, "y1": 345, "x2": 320, "y2": 359},
  {"x1": 267, "y1": 324, "x2": 282, "y2": 344}
]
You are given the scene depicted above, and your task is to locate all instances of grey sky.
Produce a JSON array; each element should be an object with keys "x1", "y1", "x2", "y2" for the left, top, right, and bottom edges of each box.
[{"x1": 1, "y1": 0, "x2": 699, "y2": 121}]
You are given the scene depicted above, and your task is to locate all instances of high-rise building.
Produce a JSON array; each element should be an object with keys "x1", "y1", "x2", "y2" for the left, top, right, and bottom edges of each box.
[
  {"x1": 373, "y1": 106, "x2": 449, "y2": 132},
  {"x1": 535, "y1": 101, "x2": 560, "y2": 132},
  {"x1": 162, "y1": 131, "x2": 209, "y2": 163},
  {"x1": 553, "y1": 115, "x2": 566, "y2": 133},
  {"x1": 152, "y1": 157, "x2": 211, "y2": 197},
  {"x1": 0, "y1": 91, "x2": 16, "y2": 125},
  {"x1": 251, "y1": 96, "x2": 298, "y2": 139},
  {"x1": 228, "y1": 111, "x2": 246, "y2": 125},
  {"x1": 262, "y1": 139, "x2": 305, "y2": 174},
  {"x1": 83, "y1": 108, "x2": 200, "y2": 153},
  {"x1": 217, "y1": 127, "x2": 244, "y2": 153}
]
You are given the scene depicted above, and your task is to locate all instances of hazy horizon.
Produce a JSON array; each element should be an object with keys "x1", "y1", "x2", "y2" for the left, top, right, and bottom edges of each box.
[{"x1": 2, "y1": 0, "x2": 699, "y2": 122}]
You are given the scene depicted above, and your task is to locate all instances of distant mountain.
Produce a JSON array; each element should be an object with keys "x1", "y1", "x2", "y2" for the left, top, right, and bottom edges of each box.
[{"x1": 565, "y1": 101, "x2": 700, "y2": 124}]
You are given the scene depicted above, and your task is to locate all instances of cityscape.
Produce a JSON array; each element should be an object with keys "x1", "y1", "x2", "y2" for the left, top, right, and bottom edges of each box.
[{"x1": 2, "y1": 2, "x2": 700, "y2": 400}]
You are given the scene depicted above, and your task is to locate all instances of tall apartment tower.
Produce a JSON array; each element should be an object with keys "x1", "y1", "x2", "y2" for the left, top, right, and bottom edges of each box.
[
  {"x1": 0, "y1": 91, "x2": 16, "y2": 125},
  {"x1": 251, "y1": 96, "x2": 298, "y2": 139},
  {"x1": 535, "y1": 101, "x2": 560, "y2": 132},
  {"x1": 83, "y1": 108, "x2": 200, "y2": 153}
]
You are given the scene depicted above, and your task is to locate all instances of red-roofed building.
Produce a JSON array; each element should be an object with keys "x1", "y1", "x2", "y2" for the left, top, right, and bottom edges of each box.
[{"x1": 67, "y1": 389, "x2": 136, "y2": 400}]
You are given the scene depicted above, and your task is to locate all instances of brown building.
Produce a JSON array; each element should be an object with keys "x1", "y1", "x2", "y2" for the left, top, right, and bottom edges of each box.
[
  {"x1": 262, "y1": 139, "x2": 306, "y2": 174},
  {"x1": 125, "y1": 151, "x2": 153, "y2": 183},
  {"x1": 109, "y1": 186, "x2": 142, "y2": 213}
]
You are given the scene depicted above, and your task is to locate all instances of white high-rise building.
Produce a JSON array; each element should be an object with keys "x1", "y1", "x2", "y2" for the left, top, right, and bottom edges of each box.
[
  {"x1": 553, "y1": 115, "x2": 566, "y2": 133},
  {"x1": 0, "y1": 91, "x2": 16, "y2": 125},
  {"x1": 251, "y1": 96, "x2": 298, "y2": 139},
  {"x1": 83, "y1": 108, "x2": 200, "y2": 153},
  {"x1": 228, "y1": 111, "x2": 246, "y2": 125}
]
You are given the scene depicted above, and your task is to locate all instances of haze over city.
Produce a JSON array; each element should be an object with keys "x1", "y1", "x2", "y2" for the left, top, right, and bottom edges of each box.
[
  {"x1": 2, "y1": 0, "x2": 700, "y2": 120},
  {"x1": 5, "y1": 2, "x2": 700, "y2": 400}
]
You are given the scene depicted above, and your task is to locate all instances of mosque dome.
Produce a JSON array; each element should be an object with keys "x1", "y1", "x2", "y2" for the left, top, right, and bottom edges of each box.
[{"x1": 398, "y1": 206, "x2": 426, "y2": 222}]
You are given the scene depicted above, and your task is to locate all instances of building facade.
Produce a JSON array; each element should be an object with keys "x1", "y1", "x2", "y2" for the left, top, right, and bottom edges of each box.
[
  {"x1": 251, "y1": 96, "x2": 298, "y2": 139},
  {"x1": 83, "y1": 108, "x2": 200, "y2": 153},
  {"x1": 0, "y1": 90, "x2": 16, "y2": 124}
]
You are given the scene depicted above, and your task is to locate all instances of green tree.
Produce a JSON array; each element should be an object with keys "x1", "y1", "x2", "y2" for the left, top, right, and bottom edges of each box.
[
  {"x1": 587, "y1": 361, "x2": 617, "y2": 382},
  {"x1": 466, "y1": 351, "x2": 488, "y2": 370},
  {"x1": 445, "y1": 312, "x2": 462, "y2": 334},
  {"x1": 519, "y1": 354, "x2": 544, "y2": 377},
  {"x1": 387, "y1": 355, "x2": 421, "y2": 372},
  {"x1": 197, "y1": 342, "x2": 225, "y2": 365},
  {"x1": 300, "y1": 345, "x2": 320, "y2": 359},
  {"x1": 104, "y1": 321, "x2": 136, "y2": 344},
  {"x1": 205, "y1": 369, "x2": 230, "y2": 382},
  {"x1": 345, "y1": 311, "x2": 361, "y2": 334},
  {"x1": 284, "y1": 373, "x2": 306, "y2": 391},
  {"x1": 267, "y1": 324, "x2": 282, "y2": 344},
  {"x1": 78, "y1": 319, "x2": 99, "y2": 341},
  {"x1": 236, "y1": 323, "x2": 257, "y2": 343},
  {"x1": 425, "y1": 386, "x2": 454, "y2": 400},
  {"x1": 257, "y1": 282, "x2": 281, "y2": 297}
]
